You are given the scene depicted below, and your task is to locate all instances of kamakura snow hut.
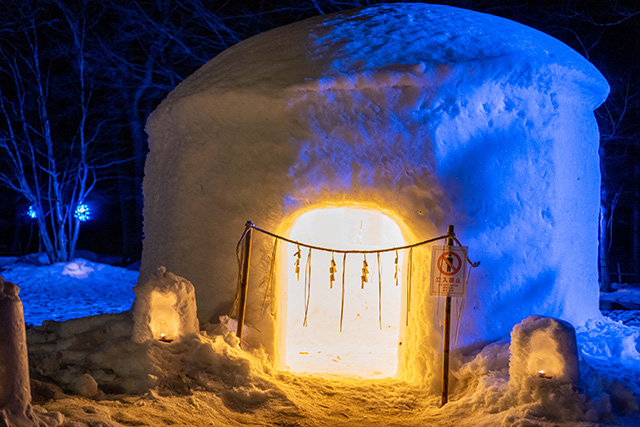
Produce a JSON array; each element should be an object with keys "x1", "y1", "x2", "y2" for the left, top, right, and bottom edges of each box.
[{"x1": 142, "y1": 3, "x2": 608, "y2": 382}]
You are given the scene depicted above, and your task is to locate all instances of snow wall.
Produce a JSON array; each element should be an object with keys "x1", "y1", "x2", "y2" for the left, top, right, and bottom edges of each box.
[{"x1": 143, "y1": 3, "x2": 608, "y2": 385}]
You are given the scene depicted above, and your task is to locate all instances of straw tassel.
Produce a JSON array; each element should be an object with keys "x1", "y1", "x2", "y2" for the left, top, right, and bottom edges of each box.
[
  {"x1": 361, "y1": 254, "x2": 369, "y2": 289},
  {"x1": 340, "y1": 253, "x2": 347, "y2": 332},
  {"x1": 394, "y1": 250, "x2": 399, "y2": 287},
  {"x1": 294, "y1": 245, "x2": 301, "y2": 280},
  {"x1": 329, "y1": 252, "x2": 337, "y2": 288},
  {"x1": 377, "y1": 252, "x2": 382, "y2": 329},
  {"x1": 303, "y1": 248, "x2": 312, "y2": 327},
  {"x1": 406, "y1": 247, "x2": 413, "y2": 326}
]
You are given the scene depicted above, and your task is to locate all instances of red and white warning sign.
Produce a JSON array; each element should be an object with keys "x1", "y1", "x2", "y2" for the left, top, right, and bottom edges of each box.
[{"x1": 430, "y1": 245, "x2": 468, "y2": 297}]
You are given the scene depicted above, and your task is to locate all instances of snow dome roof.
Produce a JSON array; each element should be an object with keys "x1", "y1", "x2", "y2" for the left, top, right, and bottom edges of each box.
[{"x1": 167, "y1": 3, "x2": 607, "y2": 106}]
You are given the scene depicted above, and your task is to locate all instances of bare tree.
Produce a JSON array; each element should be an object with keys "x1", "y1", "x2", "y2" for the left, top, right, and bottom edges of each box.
[{"x1": 0, "y1": 2, "x2": 114, "y2": 263}]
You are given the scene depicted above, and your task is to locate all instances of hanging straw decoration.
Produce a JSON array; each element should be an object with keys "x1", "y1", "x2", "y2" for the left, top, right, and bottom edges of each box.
[
  {"x1": 303, "y1": 248, "x2": 312, "y2": 327},
  {"x1": 230, "y1": 227, "x2": 250, "y2": 319},
  {"x1": 329, "y1": 253, "x2": 337, "y2": 289},
  {"x1": 233, "y1": 222, "x2": 479, "y2": 331},
  {"x1": 377, "y1": 252, "x2": 382, "y2": 329},
  {"x1": 340, "y1": 253, "x2": 347, "y2": 332},
  {"x1": 406, "y1": 247, "x2": 413, "y2": 326},
  {"x1": 261, "y1": 238, "x2": 279, "y2": 316},
  {"x1": 394, "y1": 250, "x2": 399, "y2": 287},
  {"x1": 454, "y1": 264, "x2": 473, "y2": 346},
  {"x1": 294, "y1": 245, "x2": 302, "y2": 280},
  {"x1": 361, "y1": 254, "x2": 369, "y2": 289}
]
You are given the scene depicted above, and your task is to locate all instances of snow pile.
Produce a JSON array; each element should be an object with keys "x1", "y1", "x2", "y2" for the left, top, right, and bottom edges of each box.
[
  {"x1": 61, "y1": 259, "x2": 95, "y2": 279},
  {"x1": 0, "y1": 258, "x2": 137, "y2": 326},
  {"x1": 579, "y1": 317, "x2": 640, "y2": 363}
]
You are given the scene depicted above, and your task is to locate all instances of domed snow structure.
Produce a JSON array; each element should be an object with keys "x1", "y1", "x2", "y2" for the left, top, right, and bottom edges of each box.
[{"x1": 143, "y1": 4, "x2": 608, "y2": 383}]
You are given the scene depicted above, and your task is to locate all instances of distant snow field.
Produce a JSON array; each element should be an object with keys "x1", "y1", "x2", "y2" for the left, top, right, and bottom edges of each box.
[{"x1": 0, "y1": 257, "x2": 137, "y2": 326}]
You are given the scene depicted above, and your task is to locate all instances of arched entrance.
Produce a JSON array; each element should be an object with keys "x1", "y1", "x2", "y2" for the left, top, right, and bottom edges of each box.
[{"x1": 280, "y1": 207, "x2": 406, "y2": 378}]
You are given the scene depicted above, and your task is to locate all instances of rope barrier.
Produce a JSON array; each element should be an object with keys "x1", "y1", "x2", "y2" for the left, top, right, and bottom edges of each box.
[
  {"x1": 247, "y1": 223, "x2": 480, "y2": 267},
  {"x1": 232, "y1": 221, "x2": 480, "y2": 331},
  {"x1": 249, "y1": 223, "x2": 451, "y2": 254}
]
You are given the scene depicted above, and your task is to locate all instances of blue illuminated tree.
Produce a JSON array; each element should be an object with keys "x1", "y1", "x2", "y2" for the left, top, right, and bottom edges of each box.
[{"x1": 0, "y1": 1, "x2": 109, "y2": 262}]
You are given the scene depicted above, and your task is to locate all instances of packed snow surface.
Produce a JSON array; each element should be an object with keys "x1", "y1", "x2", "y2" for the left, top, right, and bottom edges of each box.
[
  {"x1": 0, "y1": 257, "x2": 137, "y2": 326},
  {"x1": 2, "y1": 259, "x2": 639, "y2": 425},
  {"x1": 28, "y1": 313, "x2": 640, "y2": 426}
]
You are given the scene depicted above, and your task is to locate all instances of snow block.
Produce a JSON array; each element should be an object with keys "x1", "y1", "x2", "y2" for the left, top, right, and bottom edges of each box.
[
  {"x1": 27, "y1": 312, "x2": 160, "y2": 396},
  {"x1": 132, "y1": 267, "x2": 199, "y2": 343},
  {"x1": 509, "y1": 315, "x2": 579, "y2": 388},
  {"x1": 0, "y1": 276, "x2": 61, "y2": 426}
]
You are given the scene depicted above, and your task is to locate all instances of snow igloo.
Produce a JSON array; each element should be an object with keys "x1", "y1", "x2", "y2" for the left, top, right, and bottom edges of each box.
[{"x1": 142, "y1": 3, "x2": 609, "y2": 383}]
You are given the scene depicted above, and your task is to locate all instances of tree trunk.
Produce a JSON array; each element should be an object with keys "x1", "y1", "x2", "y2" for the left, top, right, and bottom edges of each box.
[
  {"x1": 599, "y1": 203, "x2": 611, "y2": 291},
  {"x1": 633, "y1": 164, "x2": 639, "y2": 284}
]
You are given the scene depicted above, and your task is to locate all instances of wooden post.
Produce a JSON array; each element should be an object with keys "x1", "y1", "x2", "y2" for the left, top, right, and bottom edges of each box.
[
  {"x1": 236, "y1": 221, "x2": 253, "y2": 347},
  {"x1": 441, "y1": 225, "x2": 454, "y2": 407}
]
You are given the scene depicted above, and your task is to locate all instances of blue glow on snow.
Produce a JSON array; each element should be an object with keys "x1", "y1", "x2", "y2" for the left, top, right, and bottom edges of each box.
[
  {"x1": 74, "y1": 203, "x2": 91, "y2": 222},
  {"x1": 1, "y1": 259, "x2": 137, "y2": 326}
]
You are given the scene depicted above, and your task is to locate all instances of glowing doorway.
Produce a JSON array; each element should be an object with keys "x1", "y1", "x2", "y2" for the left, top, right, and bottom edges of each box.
[{"x1": 282, "y1": 207, "x2": 405, "y2": 378}]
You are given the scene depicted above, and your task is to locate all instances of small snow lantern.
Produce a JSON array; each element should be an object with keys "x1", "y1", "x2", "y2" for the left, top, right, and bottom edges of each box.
[
  {"x1": 509, "y1": 315, "x2": 579, "y2": 388},
  {"x1": 132, "y1": 267, "x2": 199, "y2": 343}
]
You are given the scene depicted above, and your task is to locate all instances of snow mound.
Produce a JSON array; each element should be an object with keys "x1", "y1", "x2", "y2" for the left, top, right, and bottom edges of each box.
[{"x1": 61, "y1": 259, "x2": 95, "y2": 279}]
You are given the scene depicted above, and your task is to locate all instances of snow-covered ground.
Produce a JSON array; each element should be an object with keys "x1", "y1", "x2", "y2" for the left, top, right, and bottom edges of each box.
[
  {"x1": 3, "y1": 257, "x2": 640, "y2": 425},
  {"x1": 0, "y1": 257, "x2": 137, "y2": 326}
]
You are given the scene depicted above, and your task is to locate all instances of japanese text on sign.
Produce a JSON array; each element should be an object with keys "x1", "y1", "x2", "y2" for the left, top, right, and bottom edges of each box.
[{"x1": 430, "y1": 245, "x2": 468, "y2": 297}]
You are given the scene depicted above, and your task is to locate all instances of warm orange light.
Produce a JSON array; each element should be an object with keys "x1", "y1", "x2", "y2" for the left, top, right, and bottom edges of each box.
[
  {"x1": 149, "y1": 292, "x2": 179, "y2": 341},
  {"x1": 282, "y1": 207, "x2": 405, "y2": 378},
  {"x1": 527, "y1": 331, "x2": 563, "y2": 379}
]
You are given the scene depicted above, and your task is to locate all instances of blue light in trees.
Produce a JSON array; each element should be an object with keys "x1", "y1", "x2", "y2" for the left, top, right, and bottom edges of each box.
[
  {"x1": 27, "y1": 205, "x2": 37, "y2": 219},
  {"x1": 74, "y1": 203, "x2": 91, "y2": 222}
]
